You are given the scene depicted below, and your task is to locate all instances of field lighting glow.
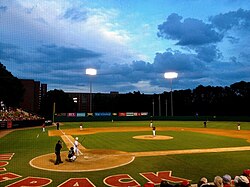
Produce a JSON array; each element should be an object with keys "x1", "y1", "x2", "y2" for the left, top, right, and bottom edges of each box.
[
  {"x1": 86, "y1": 68, "x2": 97, "y2": 76},
  {"x1": 164, "y1": 72, "x2": 178, "y2": 79}
]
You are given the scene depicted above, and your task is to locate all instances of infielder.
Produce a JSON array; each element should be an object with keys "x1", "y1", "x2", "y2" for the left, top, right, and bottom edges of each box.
[
  {"x1": 74, "y1": 137, "x2": 79, "y2": 156},
  {"x1": 237, "y1": 123, "x2": 241, "y2": 131},
  {"x1": 150, "y1": 120, "x2": 153, "y2": 128},
  {"x1": 152, "y1": 126, "x2": 156, "y2": 137}
]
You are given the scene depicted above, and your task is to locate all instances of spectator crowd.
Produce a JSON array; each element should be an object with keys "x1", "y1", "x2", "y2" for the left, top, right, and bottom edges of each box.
[
  {"x1": 0, "y1": 107, "x2": 44, "y2": 121},
  {"x1": 144, "y1": 169, "x2": 250, "y2": 187}
]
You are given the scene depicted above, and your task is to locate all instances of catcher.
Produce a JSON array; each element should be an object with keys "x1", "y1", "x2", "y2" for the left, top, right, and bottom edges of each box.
[{"x1": 68, "y1": 147, "x2": 77, "y2": 162}]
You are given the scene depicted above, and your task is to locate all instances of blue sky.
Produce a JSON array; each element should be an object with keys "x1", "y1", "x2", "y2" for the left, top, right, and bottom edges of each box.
[{"x1": 1, "y1": 0, "x2": 250, "y2": 93}]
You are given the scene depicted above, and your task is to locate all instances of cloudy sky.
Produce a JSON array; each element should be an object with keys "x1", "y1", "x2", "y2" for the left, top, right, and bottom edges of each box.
[{"x1": 1, "y1": 0, "x2": 250, "y2": 94}]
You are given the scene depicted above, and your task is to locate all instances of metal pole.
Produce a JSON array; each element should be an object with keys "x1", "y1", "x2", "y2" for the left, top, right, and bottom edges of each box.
[
  {"x1": 52, "y1": 102, "x2": 56, "y2": 123},
  {"x1": 152, "y1": 99, "x2": 155, "y2": 116},
  {"x1": 165, "y1": 99, "x2": 168, "y2": 116},
  {"x1": 89, "y1": 81, "x2": 92, "y2": 113},
  {"x1": 170, "y1": 79, "x2": 173, "y2": 116},
  {"x1": 158, "y1": 94, "x2": 161, "y2": 116}
]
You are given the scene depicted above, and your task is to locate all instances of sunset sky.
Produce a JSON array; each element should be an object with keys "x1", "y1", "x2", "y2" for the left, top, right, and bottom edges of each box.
[{"x1": 1, "y1": 0, "x2": 250, "y2": 93}]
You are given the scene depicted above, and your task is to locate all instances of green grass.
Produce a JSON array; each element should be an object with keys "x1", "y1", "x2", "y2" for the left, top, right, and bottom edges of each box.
[
  {"x1": 1, "y1": 120, "x2": 250, "y2": 186},
  {"x1": 79, "y1": 131, "x2": 249, "y2": 152},
  {"x1": 62, "y1": 120, "x2": 250, "y2": 130}
]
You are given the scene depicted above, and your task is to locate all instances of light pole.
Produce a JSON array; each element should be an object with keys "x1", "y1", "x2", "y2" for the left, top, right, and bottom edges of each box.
[
  {"x1": 165, "y1": 98, "x2": 168, "y2": 116},
  {"x1": 86, "y1": 68, "x2": 97, "y2": 113},
  {"x1": 52, "y1": 102, "x2": 56, "y2": 123},
  {"x1": 164, "y1": 72, "x2": 178, "y2": 116},
  {"x1": 152, "y1": 99, "x2": 155, "y2": 116}
]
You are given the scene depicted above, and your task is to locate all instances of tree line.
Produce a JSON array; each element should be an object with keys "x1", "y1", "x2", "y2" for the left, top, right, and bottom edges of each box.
[
  {"x1": 92, "y1": 82, "x2": 250, "y2": 116},
  {"x1": 1, "y1": 62, "x2": 249, "y2": 118}
]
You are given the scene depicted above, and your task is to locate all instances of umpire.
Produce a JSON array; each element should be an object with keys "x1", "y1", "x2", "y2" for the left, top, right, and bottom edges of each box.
[{"x1": 55, "y1": 140, "x2": 63, "y2": 165}]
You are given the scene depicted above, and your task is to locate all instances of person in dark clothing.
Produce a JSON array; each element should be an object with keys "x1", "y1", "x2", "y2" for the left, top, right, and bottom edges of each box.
[
  {"x1": 160, "y1": 180, "x2": 173, "y2": 187},
  {"x1": 68, "y1": 147, "x2": 77, "y2": 162},
  {"x1": 55, "y1": 140, "x2": 63, "y2": 165},
  {"x1": 56, "y1": 122, "x2": 60, "y2": 130},
  {"x1": 203, "y1": 121, "x2": 207, "y2": 128}
]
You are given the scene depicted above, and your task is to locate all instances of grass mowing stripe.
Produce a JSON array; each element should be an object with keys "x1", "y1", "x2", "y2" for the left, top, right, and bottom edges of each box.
[
  {"x1": 80, "y1": 131, "x2": 250, "y2": 152},
  {"x1": 63, "y1": 121, "x2": 250, "y2": 130}
]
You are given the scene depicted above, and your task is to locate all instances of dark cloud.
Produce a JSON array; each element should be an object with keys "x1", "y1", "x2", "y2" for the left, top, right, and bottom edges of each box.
[
  {"x1": 63, "y1": 7, "x2": 88, "y2": 21},
  {"x1": 209, "y1": 8, "x2": 250, "y2": 31},
  {"x1": 195, "y1": 45, "x2": 222, "y2": 62},
  {"x1": 153, "y1": 49, "x2": 205, "y2": 73},
  {"x1": 36, "y1": 44, "x2": 102, "y2": 63},
  {"x1": 239, "y1": 51, "x2": 250, "y2": 61},
  {"x1": 157, "y1": 13, "x2": 223, "y2": 46},
  {"x1": 0, "y1": 42, "x2": 19, "y2": 60},
  {"x1": 131, "y1": 60, "x2": 152, "y2": 73},
  {"x1": 0, "y1": 6, "x2": 7, "y2": 12}
]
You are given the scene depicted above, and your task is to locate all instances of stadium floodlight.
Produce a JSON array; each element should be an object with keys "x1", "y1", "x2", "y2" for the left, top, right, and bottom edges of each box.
[
  {"x1": 164, "y1": 72, "x2": 178, "y2": 79},
  {"x1": 86, "y1": 68, "x2": 97, "y2": 113},
  {"x1": 164, "y1": 72, "x2": 178, "y2": 116},
  {"x1": 73, "y1": 97, "x2": 78, "y2": 103},
  {"x1": 86, "y1": 68, "x2": 97, "y2": 76}
]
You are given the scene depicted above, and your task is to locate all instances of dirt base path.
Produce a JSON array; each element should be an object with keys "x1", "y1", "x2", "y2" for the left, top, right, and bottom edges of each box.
[{"x1": 28, "y1": 126, "x2": 250, "y2": 172}]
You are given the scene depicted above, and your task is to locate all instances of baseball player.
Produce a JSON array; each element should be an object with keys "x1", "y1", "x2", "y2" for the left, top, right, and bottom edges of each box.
[
  {"x1": 152, "y1": 126, "x2": 156, "y2": 137},
  {"x1": 237, "y1": 123, "x2": 241, "y2": 131},
  {"x1": 150, "y1": 120, "x2": 153, "y2": 128},
  {"x1": 74, "y1": 137, "x2": 79, "y2": 156},
  {"x1": 42, "y1": 123, "x2": 45, "y2": 132},
  {"x1": 68, "y1": 147, "x2": 77, "y2": 162}
]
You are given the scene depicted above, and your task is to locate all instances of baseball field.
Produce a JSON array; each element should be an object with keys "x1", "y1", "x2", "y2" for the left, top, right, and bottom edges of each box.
[{"x1": 0, "y1": 120, "x2": 250, "y2": 186}]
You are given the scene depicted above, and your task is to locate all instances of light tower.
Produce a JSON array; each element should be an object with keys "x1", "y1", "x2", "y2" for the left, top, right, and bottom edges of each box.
[
  {"x1": 164, "y1": 72, "x2": 178, "y2": 116},
  {"x1": 86, "y1": 68, "x2": 97, "y2": 113}
]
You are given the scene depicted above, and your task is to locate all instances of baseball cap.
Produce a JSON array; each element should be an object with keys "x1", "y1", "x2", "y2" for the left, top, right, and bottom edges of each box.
[
  {"x1": 222, "y1": 174, "x2": 232, "y2": 184},
  {"x1": 75, "y1": 137, "x2": 78, "y2": 140}
]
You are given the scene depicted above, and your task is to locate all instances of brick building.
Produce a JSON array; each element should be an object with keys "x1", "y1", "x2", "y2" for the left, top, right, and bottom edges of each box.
[{"x1": 20, "y1": 79, "x2": 47, "y2": 113}]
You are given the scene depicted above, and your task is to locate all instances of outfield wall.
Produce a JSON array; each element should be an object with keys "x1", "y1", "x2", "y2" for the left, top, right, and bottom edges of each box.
[
  {"x1": 54, "y1": 115, "x2": 250, "y2": 122},
  {"x1": 0, "y1": 119, "x2": 45, "y2": 129}
]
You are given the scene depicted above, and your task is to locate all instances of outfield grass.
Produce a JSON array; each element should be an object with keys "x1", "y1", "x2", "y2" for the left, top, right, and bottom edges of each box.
[
  {"x1": 78, "y1": 131, "x2": 250, "y2": 152},
  {"x1": 1, "y1": 121, "x2": 250, "y2": 186},
  {"x1": 62, "y1": 120, "x2": 250, "y2": 130}
]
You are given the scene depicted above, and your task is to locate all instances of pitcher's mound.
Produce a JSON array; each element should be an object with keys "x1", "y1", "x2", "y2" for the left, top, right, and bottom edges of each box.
[
  {"x1": 30, "y1": 149, "x2": 135, "y2": 172},
  {"x1": 133, "y1": 135, "x2": 173, "y2": 140}
]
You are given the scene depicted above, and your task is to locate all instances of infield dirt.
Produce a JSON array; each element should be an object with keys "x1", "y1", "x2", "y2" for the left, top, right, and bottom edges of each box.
[{"x1": 28, "y1": 126, "x2": 250, "y2": 172}]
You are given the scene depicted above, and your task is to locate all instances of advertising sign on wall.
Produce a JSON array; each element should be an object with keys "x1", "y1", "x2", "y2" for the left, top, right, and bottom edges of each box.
[
  {"x1": 67, "y1": 113, "x2": 76, "y2": 117},
  {"x1": 95, "y1": 112, "x2": 112, "y2": 116},
  {"x1": 0, "y1": 121, "x2": 7, "y2": 129},
  {"x1": 118, "y1": 112, "x2": 126, "y2": 116},
  {"x1": 77, "y1": 113, "x2": 86, "y2": 117},
  {"x1": 126, "y1": 112, "x2": 134, "y2": 116}
]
